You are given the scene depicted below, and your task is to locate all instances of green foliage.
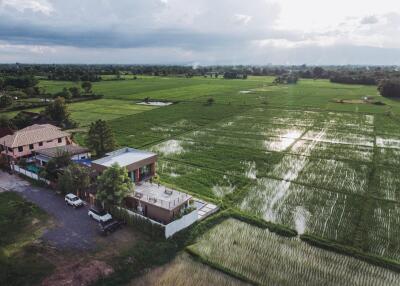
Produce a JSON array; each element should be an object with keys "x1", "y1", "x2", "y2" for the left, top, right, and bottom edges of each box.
[
  {"x1": 0, "y1": 192, "x2": 52, "y2": 286},
  {"x1": 0, "y1": 115, "x2": 14, "y2": 129},
  {"x1": 378, "y1": 79, "x2": 400, "y2": 98},
  {"x1": 86, "y1": 119, "x2": 116, "y2": 156},
  {"x1": 43, "y1": 96, "x2": 70, "y2": 123},
  {"x1": 68, "y1": 86, "x2": 81, "y2": 98},
  {"x1": 58, "y1": 163, "x2": 91, "y2": 195},
  {"x1": 0, "y1": 247, "x2": 54, "y2": 286},
  {"x1": 3, "y1": 76, "x2": 38, "y2": 89},
  {"x1": 96, "y1": 163, "x2": 133, "y2": 207},
  {"x1": 0, "y1": 95, "x2": 13, "y2": 108},
  {"x1": 81, "y1": 81, "x2": 92, "y2": 94},
  {"x1": 11, "y1": 112, "x2": 33, "y2": 129},
  {"x1": 0, "y1": 192, "x2": 45, "y2": 247},
  {"x1": 110, "y1": 206, "x2": 165, "y2": 237}
]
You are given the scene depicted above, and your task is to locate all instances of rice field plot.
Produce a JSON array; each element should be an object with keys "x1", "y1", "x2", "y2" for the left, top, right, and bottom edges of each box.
[
  {"x1": 130, "y1": 253, "x2": 250, "y2": 286},
  {"x1": 67, "y1": 99, "x2": 156, "y2": 126},
  {"x1": 290, "y1": 140, "x2": 374, "y2": 163},
  {"x1": 93, "y1": 77, "x2": 201, "y2": 99},
  {"x1": 263, "y1": 153, "x2": 370, "y2": 195},
  {"x1": 157, "y1": 160, "x2": 250, "y2": 199},
  {"x1": 375, "y1": 148, "x2": 400, "y2": 167},
  {"x1": 240, "y1": 178, "x2": 360, "y2": 243},
  {"x1": 188, "y1": 219, "x2": 399, "y2": 286},
  {"x1": 374, "y1": 114, "x2": 400, "y2": 136},
  {"x1": 370, "y1": 167, "x2": 400, "y2": 202},
  {"x1": 302, "y1": 129, "x2": 375, "y2": 147},
  {"x1": 294, "y1": 157, "x2": 370, "y2": 195},
  {"x1": 364, "y1": 200, "x2": 400, "y2": 261},
  {"x1": 95, "y1": 77, "x2": 263, "y2": 102},
  {"x1": 239, "y1": 107, "x2": 320, "y2": 127},
  {"x1": 376, "y1": 135, "x2": 400, "y2": 149},
  {"x1": 38, "y1": 80, "x2": 78, "y2": 93},
  {"x1": 179, "y1": 130, "x2": 302, "y2": 152},
  {"x1": 151, "y1": 139, "x2": 282, "y2": 179},
  {"x1": 314, "y1": 112, "x2": 375, "y2": 135},
  {"x1": 109, "y1": 102, "x2": 248, "y2": 148}
]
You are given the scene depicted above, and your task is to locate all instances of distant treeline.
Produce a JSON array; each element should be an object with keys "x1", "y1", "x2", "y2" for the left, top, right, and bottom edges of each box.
[{"x1": 1, "y1": 64, "x2": 400, "y2": 84}]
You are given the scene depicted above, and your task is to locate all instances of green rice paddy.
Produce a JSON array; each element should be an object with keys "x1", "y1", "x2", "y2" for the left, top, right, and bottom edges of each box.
[{"x1": 19, "y1": 76, "x2": 400, "y2": 283}]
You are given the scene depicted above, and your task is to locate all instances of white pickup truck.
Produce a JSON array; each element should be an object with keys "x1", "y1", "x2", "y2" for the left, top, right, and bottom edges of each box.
[{"x1": 65, "y1": 193, "x2": 84, "y2": 208}]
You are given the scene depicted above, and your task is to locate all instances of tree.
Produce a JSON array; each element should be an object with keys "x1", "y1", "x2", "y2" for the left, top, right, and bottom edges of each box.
[
  {"x1": 86, "y1": 120, "x2": 115, "y2": 157},
  {"x1": 0, "y1": 115, "x2": 14, "y2": 129},
  {"x1": 81, "y1": 81, "x2": 92, "y2": 94},
  {"x1": 378, "y1": 79, "x2": 400, "y2": 98},
  {"x1": 11, "y1": 112, "x2": 32, "y2": 129},
  {"x1": 206, "y1": 97, "x2": 214, "y2": 105},
  {"x1": 69, "y1": 87, "x2": 81, "y2": 98},
  {"x1": 44, "y1": 97, "x2": 70, "y2": 123},
  {"x1": 96, "y1": 163, "x2": 133, "y2": 207},
  {"x1": 58, "y1": 163, "x2": 91, "y2": 196},
  {"x1": 313, "y1": 67, "x2": 325, "y2": 79},
  {"x1": 0, "y1": 95, "x2": 13, "y2": 108}
]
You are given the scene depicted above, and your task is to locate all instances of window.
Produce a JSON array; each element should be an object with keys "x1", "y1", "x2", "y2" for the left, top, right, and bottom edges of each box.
[
  {"x1": 39, "y1": 142, "x2": 43, "y2": 147},
  {"x1": 58, "y1": 138, "x2": 62, "y2": 143},
  {"x1": 18, "y1": 146, "x2": 23, "y2": 152},
  {"x1": 29, "y1": 144, "x2": 34, "y2": 150}
]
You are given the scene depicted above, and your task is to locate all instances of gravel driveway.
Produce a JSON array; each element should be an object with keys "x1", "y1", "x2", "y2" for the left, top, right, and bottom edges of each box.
[{"x1": 0, "y1": 171, "x2": 99, "y2": 250}]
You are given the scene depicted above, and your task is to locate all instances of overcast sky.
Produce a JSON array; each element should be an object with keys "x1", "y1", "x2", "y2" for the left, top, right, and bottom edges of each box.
[{"x1": 0, "y1": 0, "x2": 399, "y2": 65}]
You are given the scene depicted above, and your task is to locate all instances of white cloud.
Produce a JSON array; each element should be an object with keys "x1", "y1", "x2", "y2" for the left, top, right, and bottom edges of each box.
[
  {"x1": 0, "y1": 0, "x2": 53, "y2": 15},
  {"x1": 0, "y1": 0, "x2": 399, "y2": 64},
  {"x1": 234, "y1": 14, "x2": 253, "y2": 25}
]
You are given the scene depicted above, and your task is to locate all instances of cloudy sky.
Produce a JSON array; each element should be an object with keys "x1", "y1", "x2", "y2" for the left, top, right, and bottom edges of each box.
[{"x1": 0, "y1": 0, "x2": 399, "y2": 65}]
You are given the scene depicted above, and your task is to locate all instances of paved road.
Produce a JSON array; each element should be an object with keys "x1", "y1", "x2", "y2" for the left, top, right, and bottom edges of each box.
[{"x1": 0, "y1": 171, "x2": 98, "y2": 250}]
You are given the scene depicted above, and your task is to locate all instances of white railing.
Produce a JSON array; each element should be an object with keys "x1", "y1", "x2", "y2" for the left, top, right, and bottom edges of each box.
[
  {"x1": 137, "y1": 193, "x2": 190, "y2": 210},
  {"x1": 12, "y1": 165, "x2": 50, "y2": 185}
]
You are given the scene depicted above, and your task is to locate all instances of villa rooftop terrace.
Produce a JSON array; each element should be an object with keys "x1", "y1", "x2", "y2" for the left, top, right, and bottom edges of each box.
[{"x1": 133, "y1": 182, "x2": 192, "y2": 210}]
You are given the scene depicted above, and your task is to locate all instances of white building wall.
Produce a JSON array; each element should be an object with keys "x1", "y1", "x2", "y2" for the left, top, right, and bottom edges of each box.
[{"x1": 165, "y1": 209, "x2": 198, "y2": 238}]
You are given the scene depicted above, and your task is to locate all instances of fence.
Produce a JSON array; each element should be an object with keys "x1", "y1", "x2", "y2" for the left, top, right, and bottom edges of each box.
[
  {"x1": 12, "y1": 165, "x2": 50, "y2": 185},
  {"x1": 111, "y1": 206, "x2": 198, "y2": 238}
]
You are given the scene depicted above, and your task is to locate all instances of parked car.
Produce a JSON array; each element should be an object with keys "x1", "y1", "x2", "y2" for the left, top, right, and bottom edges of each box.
[
  {"x1": 98, "y1": 219, "x2": 125, "y2": 236},
  {"x1": 65, "y1": 193, "x2": 84, "y2": 208},
  {"x1": 88, "y1": 208, "x2": 112, "y2": 223}
]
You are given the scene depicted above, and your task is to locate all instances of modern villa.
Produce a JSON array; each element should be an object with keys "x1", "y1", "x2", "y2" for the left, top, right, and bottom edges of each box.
[
  {"x1": 91, "y1": 147, "x2": 157, "y2": 183},
  {"x1": 0, "y1": 124, "x2": 73, "y2": 160},
  {"x1": 125, "y1": 183, "x2": 193, "y2": 224}
]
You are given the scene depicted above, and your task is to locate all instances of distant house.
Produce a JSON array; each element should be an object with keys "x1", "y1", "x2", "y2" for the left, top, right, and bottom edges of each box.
[
  {"x1": 0, "y1": 124, "x2": 72, "y2": 160},
  {"x1": 91, "y1": 147, "x2": 157, "y2": 184},
  {"x1": 34, "y1": 145, "x2": 91, "y2": 166}
]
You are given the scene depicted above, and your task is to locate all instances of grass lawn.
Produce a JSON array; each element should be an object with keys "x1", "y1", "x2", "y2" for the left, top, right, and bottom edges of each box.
[{"x1": 0, "y1": 192, "x2": 54, "y2": 286}]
